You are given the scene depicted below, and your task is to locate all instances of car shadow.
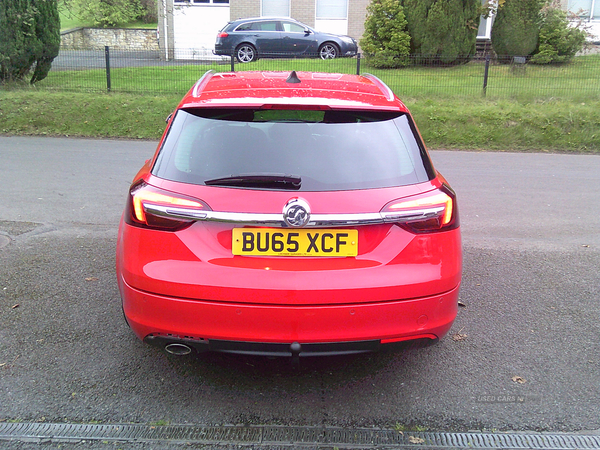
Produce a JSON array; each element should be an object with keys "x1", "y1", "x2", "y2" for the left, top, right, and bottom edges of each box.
[{"x1": 153, "y1": 344, "x2": 443, "y2": 392}]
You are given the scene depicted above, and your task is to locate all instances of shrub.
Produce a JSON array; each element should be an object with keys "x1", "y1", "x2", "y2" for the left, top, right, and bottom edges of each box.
[
  {"x1": 139, "y1": 0, "x2": 157, "y2": 24},
  {"x1": 491, "y1": 0, "x2": 544, "y2": 61},
  {"x1": 360, "y1": 0, "x2": 411, "y2": 68},
  {"x1": 530, "y1": 3, "x2": 587, "y2": 64}
]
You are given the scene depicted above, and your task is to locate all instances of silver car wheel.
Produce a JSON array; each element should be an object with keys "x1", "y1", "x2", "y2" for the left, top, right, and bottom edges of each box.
[
  {"x1": 319, "y1": 43, "x2": 338, "y2": 60},
  {"x1": 236, "y1": 44, "x2": 256, "y2": 63}
]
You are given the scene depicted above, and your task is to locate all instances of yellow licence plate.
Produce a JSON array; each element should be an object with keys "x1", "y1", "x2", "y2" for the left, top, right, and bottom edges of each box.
[{"x1": 232, "y1": 228, "x2": 358, "y2": 257}]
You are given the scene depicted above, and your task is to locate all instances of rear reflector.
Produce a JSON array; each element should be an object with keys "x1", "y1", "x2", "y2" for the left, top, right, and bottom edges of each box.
[{"x1": 380, "y1": 334, "x2": 437, "y2": 344}]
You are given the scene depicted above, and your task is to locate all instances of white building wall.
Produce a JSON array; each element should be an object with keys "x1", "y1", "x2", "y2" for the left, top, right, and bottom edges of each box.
[
  {"x1": 561, "y1": 0, "x2": 599, "y2": 42},
  {"x1": 172, "y1": 4, "x2": 231, "y2": 59},
  {"x1": 314, "y1": 18, "x2": 347, "y2": 35},
  {"x1": 589, "y1": 23, "x2": 600, "y2": 41}
]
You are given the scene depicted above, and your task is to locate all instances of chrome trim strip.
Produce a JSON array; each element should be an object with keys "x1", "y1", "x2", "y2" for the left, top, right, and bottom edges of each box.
[
  {"x1": 145, "y1": 204, "x2": 444, "y2": 228},
  {"x1": 381, "y1": 206, "x2": 445, "y2": 223}
]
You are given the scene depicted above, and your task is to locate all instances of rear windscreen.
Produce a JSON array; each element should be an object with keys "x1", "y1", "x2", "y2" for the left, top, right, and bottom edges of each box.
[{"x1": 152, "y1": 108, "x2": 434, "y2": 191}]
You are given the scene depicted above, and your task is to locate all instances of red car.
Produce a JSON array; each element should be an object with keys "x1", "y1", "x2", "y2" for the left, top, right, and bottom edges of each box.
[{"x1": 116, "y1": 70, "x2": 461, "y2": 358}]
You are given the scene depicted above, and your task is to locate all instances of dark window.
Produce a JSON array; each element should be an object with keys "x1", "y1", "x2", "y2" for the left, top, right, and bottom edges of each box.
[
  {"x1": 255, "y1": 21, "x2": 278, "y2": 31},
  {"x1": 236, "y1": 23, "x2": 254, "y2": 31},
  {"x1": 153, "y1": 109, "x2": 433, "y2": 191},
  {"x1": 178, "y1": 0, "x2": 229, "y2": 3}
]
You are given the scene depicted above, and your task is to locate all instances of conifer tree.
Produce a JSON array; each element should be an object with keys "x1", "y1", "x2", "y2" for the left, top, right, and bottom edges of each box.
[
  {"x1": 401, "y1": 0, "x2": 480, "y2": 63},
  {"x1": 491, "y1": 0, "x2": 544, "y2": 60},
  {"x1": 0, "y1": 0, "x2": 60, "y2": 83},
  {"x1": 31, "y1": 0, "x2": 61, "y2": 83}
]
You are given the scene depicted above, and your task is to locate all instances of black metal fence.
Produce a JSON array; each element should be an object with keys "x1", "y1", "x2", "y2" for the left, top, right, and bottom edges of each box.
[{"x1": 33, "y1": 46, "x2": 600, "y2": 100}]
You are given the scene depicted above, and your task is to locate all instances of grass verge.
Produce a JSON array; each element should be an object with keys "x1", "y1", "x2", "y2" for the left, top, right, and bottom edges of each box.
[
  {"x1": 0, "y1": 90, "x2": 177, "y2": 140},
  {"x1": 410, "y1": 97, "x2": 600, "y2": 152},
  {"x1": 1, "y1": 89, "x2": 599, "y2": 153}
]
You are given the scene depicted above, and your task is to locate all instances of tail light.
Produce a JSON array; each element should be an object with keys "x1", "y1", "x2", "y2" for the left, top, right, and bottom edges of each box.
[
  {"x1": 124, "y1": 182, "x2": 211, "y2": 231},
  {"x1": 217, "y1": 32, "x2": 229, "y2": 38},
  {"x1": 381, "y1": 185, "x2": 459, "y2": 233}
]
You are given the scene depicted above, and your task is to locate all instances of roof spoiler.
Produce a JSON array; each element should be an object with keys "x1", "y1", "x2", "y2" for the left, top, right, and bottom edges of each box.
[
  {"x1": 362, "y1": 73, "x2": 395, "y2": 102},
  {"x1": 192, "y1": 70, "x2": 216, "y2": 98}
]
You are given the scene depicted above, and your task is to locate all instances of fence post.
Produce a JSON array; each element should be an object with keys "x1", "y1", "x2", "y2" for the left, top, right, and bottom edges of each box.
[
  {"x1": 104, "y1": 46, "x2": 111, "y2": 92},
  {"x1": 482, "y1": 53, "x2": 490, "y2": 97},
  {"x1": 356, "y1": 53, "x2": 361, "y2": 75},
  {"x1": 230, "y1": 54, "x2": 235, "y2": 72}
]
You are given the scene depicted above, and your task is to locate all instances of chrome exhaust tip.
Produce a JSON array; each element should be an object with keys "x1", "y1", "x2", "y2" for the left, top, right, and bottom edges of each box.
[{"x1": 164, "y1": 343, "x2": 193, "y2": 356}]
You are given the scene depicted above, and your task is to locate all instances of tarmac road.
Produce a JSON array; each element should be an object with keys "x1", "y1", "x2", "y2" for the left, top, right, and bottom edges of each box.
[
  {"x1": 51, "y1": 49, "x2": 223, "y2": 70},
  {"x1": 0, "y1": 137, "x2": 599, "y2": 436}
]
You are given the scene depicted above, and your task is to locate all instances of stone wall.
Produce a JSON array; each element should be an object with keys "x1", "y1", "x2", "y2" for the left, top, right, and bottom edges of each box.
[{"x1": 61, "y1": 28, "x2": 159, "y2": 50}]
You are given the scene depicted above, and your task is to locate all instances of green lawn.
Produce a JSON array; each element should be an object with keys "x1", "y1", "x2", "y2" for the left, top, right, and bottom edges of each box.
[
  {"x1": 38, "y1": 54, "x2": 600, "y2": 103},
  {"x1": 58, "y1": 0, "x2": 157, "y2": 30},
  {"x1": 59, "y1": 2, "x2": 94, "y2": 30}
]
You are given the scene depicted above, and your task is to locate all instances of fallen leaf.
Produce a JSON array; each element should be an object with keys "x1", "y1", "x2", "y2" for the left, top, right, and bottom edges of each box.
[
  {"x1": 452, "y1": 333, "x2": 467, "y2": 341},
  {"x1": 458, "y1": 301, "x2": 466, "y2": 307},
  {"x1": 408, "y1": 436, "x2": 425, "y2": 444},
  {"x1": 582, "y1": 244, "x2": 589, "y2": 248},
  {"x1": 512, "y1": 376, "x2": 527, "y2": 384},
  {"x1": 11, "y1": 304, "x2": 19, "y2": 309},
  {"x1": 85, "y1": 277, "x2": 99, "y2": 282},
  {"x1": 1, "y1": 355, "x2": 20, "y2": 368}
]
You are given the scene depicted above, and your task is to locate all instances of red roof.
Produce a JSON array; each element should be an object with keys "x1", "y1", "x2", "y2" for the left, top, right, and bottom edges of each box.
[{"x1": 179, "y1": 71, "x2": 408, "y2": 112}]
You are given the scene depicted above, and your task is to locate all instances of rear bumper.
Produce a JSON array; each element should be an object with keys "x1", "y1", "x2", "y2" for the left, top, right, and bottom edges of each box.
[
  {"x1": 120, "y1": 277, "x2": 459, "y2": 354},
  {"x1": 145, "y1": 334, "x2": 438, "y2": 357},
  {"x1": 213, "y1": 47, "x2": 230, "y2": 56}
]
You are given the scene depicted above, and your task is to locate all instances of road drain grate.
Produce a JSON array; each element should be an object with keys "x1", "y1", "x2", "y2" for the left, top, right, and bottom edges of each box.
[{"x1": 1, "y1": 423, "x2": 599, "y2": 449}]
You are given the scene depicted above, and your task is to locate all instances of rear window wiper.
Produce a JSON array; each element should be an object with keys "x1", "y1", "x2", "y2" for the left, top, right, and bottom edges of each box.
[{"x1": 204, "y1": 174, "x2": 302, "y2": 190}]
